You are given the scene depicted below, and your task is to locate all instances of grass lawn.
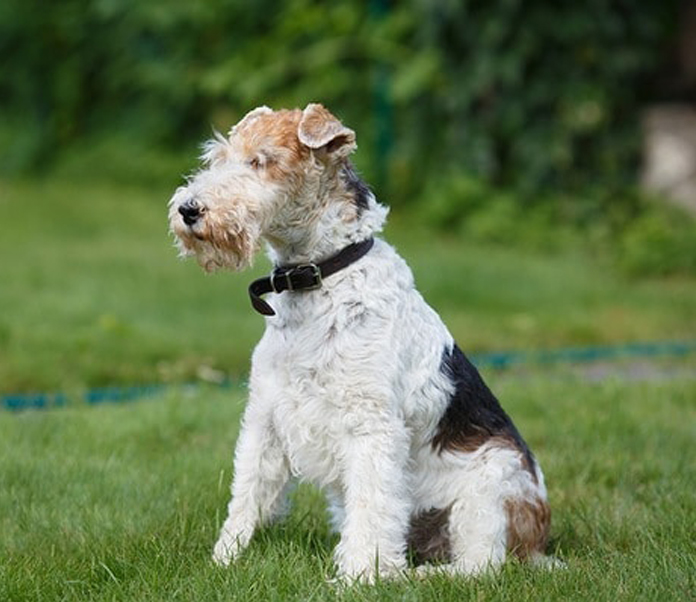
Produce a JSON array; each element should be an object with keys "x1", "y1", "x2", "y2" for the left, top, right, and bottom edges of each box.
[
  {"x1": 1, "y1": 174, "x2": 695, "y2": 600},
  {"x1": 1, "y1": 377, "x2": 695, "y2": 601}
]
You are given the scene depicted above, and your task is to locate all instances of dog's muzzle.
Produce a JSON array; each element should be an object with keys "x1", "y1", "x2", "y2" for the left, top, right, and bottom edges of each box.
[{"x1": 178, "y1": 199, "x2": 203, "y2": 226}]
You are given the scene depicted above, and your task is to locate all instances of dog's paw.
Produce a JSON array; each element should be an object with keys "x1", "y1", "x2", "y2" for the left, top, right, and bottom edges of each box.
[
  {"x1": 328, "y1": 567, "x2": 409, "y2": 587},
  {"x1": 212, "y1": 528, "x2": 252, "y2": 567},
  {"x1": 327, "y1": 570, "x2": 380, "y2": 587},
  {"x1": 331, "y1": 557, "x2": 408, "y2": 586},
  {"x1": 211, "y1": 539, "x2": 235, "y2": 567}
]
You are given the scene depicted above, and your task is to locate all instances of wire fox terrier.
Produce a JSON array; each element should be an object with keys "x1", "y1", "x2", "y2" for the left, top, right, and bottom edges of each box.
[{"x1": 168, "y1": 103, "x2": 555, "y2": 582}]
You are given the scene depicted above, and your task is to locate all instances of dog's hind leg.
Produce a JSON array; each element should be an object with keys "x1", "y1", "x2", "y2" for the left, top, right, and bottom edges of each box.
[
  {"x1": 415, "y1": 445, "x2": 552, "y2": 578},
  {"x1": 412, "y1": 492, "x2": 508, "y2": 579}
]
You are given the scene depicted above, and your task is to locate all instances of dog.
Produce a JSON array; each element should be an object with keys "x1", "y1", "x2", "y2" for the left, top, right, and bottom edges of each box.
[{"x1": 168, "y1": 103, "x2": 555, "y2": 582}]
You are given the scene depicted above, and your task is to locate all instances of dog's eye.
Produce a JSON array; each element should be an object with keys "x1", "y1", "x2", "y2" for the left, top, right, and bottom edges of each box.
[{"x1": 249, "y1": 156, "x2": 263, "y2": 170}]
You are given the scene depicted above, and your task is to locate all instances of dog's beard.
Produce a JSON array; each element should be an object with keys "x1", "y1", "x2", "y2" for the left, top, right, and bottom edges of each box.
[
  {"x1": 169, "y1": 207, "x2": 260, "y2": 272},
  {"x1": 174, "y1": 229, "x2": 257, "y2": 272}
]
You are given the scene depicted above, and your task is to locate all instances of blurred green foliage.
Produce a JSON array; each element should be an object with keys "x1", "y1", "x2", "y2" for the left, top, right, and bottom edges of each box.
[
  {"x1": 0, "y1": 0, "x2": 677, "y2": 192},
  {"x1": 618, "y1": 205, "x2": 696, "y2": 275}
]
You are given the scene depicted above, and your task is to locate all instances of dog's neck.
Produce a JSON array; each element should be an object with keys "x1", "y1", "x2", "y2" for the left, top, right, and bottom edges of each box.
[{"x1": 264, "y1": 164, "x2": 388, "y2": 266}]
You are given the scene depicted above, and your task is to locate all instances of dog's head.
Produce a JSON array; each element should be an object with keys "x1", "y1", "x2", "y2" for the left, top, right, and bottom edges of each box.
[{"x1": 168, "y1": 103, "x2": 357, "y2": 271}]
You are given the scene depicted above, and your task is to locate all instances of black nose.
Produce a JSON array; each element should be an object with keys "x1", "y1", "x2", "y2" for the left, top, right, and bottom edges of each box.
[{"x1": 178, "y1": 200, "x2": 202, "y2": 226}]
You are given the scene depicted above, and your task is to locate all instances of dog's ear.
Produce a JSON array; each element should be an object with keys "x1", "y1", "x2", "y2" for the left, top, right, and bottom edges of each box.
[
  {"x1": 298, "y1": 103, "x2": 356, "y2": 159},
  {"x1": 229, "y1": 106, "x2": 273, "y2": 137}
]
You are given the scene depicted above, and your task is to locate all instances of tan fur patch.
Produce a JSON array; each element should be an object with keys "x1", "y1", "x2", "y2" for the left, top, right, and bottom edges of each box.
[
  {"x1": 236, "y1": 110, "x2": 305, "y2": 158},
  {"x1": 505, "y1": 496, "x2": 551, "y2": 559},
  {"x1": 431, "y1": 427, "x2": 489, "y2": 454},
  {"x1": 436, "y1": 433, "x2": 538, "y2": 483}
]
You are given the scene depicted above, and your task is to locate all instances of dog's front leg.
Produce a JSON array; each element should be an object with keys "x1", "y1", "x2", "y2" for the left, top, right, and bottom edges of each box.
[
  {"x1": 213, "y1": 400, "x2": 289, "y2": 567},
  {"x1": 333, "y1": 420, "x2": 410, "y2": 582}
]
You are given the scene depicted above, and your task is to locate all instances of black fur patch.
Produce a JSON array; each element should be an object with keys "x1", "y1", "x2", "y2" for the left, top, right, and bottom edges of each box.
[
  {"x1": 407, "y1": 507, "x2": 451, "y2": 565},
  {"x1": 433, "y1": 344, "x2": 535, "y2": 471},
  {"x1": 340, "y1": 163, "x2": 371, "y2": 213}
]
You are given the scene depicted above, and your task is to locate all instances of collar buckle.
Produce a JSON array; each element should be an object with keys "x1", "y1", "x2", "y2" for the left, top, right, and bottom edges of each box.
[
  {"x1": 290, "y1": 263, "x2": 322, "y2": 291},
  {"x1": 271, "y1": 263, "x2": 322, "y2": 293}
]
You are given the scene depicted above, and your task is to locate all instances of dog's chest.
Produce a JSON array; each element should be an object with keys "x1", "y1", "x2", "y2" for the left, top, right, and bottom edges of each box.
[
  {"x1": 256, "y1": 264, "x2": 451, "y2": 486},
  {"x1": 262, "y1": 317, "x2": 354, "y2": 485},
  {"x1": 271, "y1": 380, "x2": 347, "y2": 485}
]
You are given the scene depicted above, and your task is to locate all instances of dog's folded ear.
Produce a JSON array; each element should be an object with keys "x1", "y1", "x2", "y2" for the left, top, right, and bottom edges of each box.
[{"x1": 298, "y1": 103, "x2": 356, "y2": 159}]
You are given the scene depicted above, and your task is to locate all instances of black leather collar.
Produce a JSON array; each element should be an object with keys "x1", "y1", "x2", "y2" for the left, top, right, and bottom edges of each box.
[{"x1": 248, "y1": 238, "x2": 375, "y2": 316}]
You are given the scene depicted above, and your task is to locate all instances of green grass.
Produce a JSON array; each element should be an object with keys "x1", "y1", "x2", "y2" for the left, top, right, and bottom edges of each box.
[
  {"x1": 1, "y1": 377, "x2": 694, "y2": 601},
  {"x1": 1, "y1": 175, "x2": 696, "y2": 394}
]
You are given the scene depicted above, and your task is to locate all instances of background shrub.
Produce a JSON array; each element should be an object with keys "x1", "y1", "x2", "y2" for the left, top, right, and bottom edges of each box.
[
  {"x1": 618, "y1": 206, "x2": 696, "y2": 275},
  {"x1": 0, "y1": 0, "x2": 678, "y2": 196}
]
